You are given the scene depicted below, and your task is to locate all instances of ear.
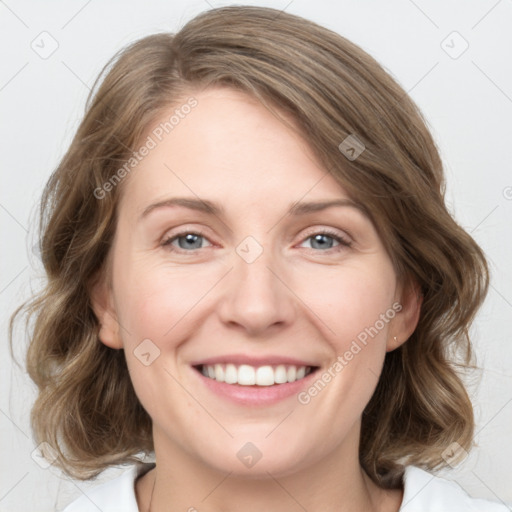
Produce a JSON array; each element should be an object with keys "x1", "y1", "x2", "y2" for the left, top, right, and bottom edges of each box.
[
  {"x1": 89, "y1": 271, "x2": 123, "y2": 350},
  {"x1": 386, "y1": 277, "x2": 423, "y2": 352}
]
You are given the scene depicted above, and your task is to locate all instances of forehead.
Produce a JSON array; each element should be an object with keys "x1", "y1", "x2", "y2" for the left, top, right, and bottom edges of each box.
[{"x1": 119, "y1": 87, "x2": 351, "y2": 216}]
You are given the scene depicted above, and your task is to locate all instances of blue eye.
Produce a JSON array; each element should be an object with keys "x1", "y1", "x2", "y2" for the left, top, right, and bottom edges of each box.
[
  {"x1": 300, "y1": 232, "x2": 351, "y2": 251},
  {"x1": 162, "y1": 230, "x2": 351, "y2": 254},
  {"x1": 163, "y1": 232, "x2": 211, "y2": 251}
]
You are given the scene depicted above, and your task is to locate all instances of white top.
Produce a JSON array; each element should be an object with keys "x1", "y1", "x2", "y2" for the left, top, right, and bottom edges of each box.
[{"x1": 62, "y1": 463, "x2": 510, "y2": 511}]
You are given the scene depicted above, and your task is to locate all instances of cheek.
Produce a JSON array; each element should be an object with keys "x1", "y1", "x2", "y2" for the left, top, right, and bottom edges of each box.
[
  {"x1": 294, "y1": 260, "x2": 397, "y2": 351},
  {"x1": 114, "y1": 255, "x2": 225, "y2": 347},
  {"x1": 112, "y1": 262, "x2": 212, "y2": 421},
  {"x1": 300, "y1": 261, "x2": 396, "y2": 414}
]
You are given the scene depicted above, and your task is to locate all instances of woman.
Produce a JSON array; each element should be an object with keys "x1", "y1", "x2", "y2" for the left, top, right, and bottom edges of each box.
[{"x1": 11, "y1": 5, "x2": 508, "y2": 511}]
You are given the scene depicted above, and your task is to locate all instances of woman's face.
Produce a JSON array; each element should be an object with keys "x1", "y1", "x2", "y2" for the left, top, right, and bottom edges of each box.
[{"x1": 93, "y1": 87, "x2": 419, "y2": 477}]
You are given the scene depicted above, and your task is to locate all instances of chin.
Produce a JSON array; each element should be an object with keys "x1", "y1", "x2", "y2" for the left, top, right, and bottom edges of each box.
[{"x1": 193, "y1": 436, "x2": 318, "y2": 479}]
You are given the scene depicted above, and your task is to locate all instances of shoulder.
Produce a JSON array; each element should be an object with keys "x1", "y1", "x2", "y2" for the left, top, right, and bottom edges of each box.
[
  {"x1": 61, "y1": 462, "x2": 155, "y2": 512},
  {"x1": 400, "y1": 465, "x2": 510, "y2": 511}
]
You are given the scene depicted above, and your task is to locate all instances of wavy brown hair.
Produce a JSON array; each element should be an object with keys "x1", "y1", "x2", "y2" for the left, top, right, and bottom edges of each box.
[{"x1": 10, "y1": 6, "x2": 488, "y2": 487}]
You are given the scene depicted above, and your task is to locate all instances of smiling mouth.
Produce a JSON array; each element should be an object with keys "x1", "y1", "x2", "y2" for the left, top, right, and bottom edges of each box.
[{"x1": 194, "y1": 363, "x2": 318, "y2": 386}]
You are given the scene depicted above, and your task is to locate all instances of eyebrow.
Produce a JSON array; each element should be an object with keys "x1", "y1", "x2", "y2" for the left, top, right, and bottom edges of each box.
[{"x1": 138, "y1": 197, "x2": 369, "y2": 221}]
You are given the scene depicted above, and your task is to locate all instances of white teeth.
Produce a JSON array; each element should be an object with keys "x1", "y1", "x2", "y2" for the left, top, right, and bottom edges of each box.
[
  {"x1": 287, "y1": 366, "x2": 296, "y2": 383},
  {"x1": 225, "y1": 364, "x2": 237, "y2": 384},
  {"x1": 199, "y1": 363, "x2": 313, "y2": 386},
  {"x1": 214, "y1": 363, "x2": 225, "y2": 382},
  {"x1": 238, "y1": 365, "x2": 256, "y2": 385},
  {"x1": 255, "y1": 366, "x2": 274, "y2": 386},
  {"x1": 274, "y1": 365, "x2": 288, "y2": 384}
]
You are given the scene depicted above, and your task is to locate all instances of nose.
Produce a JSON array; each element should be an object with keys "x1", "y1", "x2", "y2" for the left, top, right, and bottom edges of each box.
[{"x1": 217, "y1": 247, "x2": 297, "y2": 337}]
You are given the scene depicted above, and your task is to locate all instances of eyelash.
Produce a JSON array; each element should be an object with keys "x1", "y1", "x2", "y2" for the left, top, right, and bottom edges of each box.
[{"x1": 161, "y1": 228, "x2": 352, "y2": 253}]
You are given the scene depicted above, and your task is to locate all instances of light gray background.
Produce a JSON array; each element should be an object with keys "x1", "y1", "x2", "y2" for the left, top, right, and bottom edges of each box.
[{"x1": 1, "y1": 1, "x2": 511, "y2": 511}]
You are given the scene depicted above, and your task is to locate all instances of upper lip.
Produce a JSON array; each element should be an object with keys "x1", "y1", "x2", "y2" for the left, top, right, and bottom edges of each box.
[{"x1": 191, "y1": 354, "x2": 319, "y2": 367}]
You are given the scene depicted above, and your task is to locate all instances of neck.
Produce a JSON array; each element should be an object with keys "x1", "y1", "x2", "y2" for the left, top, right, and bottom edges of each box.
[{"x1": 137, "y1": 425, "x2": 403, "y2": 512}]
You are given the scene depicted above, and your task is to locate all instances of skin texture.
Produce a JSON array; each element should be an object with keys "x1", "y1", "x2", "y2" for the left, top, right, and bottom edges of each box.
[{"x1": 91, "y1": 87, "x2": 421, "y2": 512}]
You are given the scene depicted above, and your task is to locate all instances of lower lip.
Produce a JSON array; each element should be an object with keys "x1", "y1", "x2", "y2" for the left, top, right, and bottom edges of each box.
[{"x1": 193, "y1": 367, "x2": 318, "y2": 406}]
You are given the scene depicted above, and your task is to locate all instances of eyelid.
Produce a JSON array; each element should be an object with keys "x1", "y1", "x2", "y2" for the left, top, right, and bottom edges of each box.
[
  {"x1": 161, "y1": 226, "x2": 215, "y2": 250},
  {"x1": 297, "y1": 226, "x2": 353, "y2": 245}
]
